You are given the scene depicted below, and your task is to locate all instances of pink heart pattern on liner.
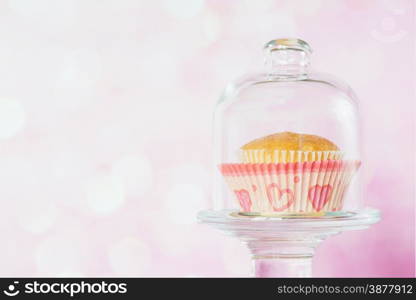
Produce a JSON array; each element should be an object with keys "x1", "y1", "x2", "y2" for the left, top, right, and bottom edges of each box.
[
  {"x1": 308, "y1": 184, "x2": 333, "y2": 212},
  {"x1": 220, "y1": 160, "x2": 361, "y2": 214},
  {"x1": 266, "y1": 183, "x2": 294, "y2": 212}
]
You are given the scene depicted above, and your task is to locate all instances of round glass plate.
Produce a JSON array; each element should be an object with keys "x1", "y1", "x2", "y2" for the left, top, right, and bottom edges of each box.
[{"x1": 198, "y1": 208, "x2": 380, "y2": 232}]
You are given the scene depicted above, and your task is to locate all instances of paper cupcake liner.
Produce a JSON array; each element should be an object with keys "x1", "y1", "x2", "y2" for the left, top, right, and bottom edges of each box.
[
  {"x1": 220, "y1": 160, "x2": 360, "y2": 214},
  {"x1": 241, "y1": 149, "x2": 343, "y2": 163}
]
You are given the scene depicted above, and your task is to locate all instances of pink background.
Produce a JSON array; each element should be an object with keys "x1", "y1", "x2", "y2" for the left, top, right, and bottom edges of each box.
[{"x1": 0, "y1": 0, "x2": 414, "y2": 277}]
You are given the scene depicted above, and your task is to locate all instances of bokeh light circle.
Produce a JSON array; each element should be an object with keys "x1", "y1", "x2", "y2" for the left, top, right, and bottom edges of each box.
[{"x1": 0, "y1": 98, "x2": 25, "y2": 139}]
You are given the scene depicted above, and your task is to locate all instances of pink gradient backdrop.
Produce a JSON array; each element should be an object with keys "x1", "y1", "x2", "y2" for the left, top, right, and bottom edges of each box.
[{"x1": 0, "y1": 0, "x2": 414, "y2": 277}]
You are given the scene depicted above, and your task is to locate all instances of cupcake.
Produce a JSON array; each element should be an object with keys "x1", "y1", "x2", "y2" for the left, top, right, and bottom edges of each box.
[
  {"x1": 241, "y1": 131, "x2": 342, "y2": 163},
  {"x1": 220, "y1": 131, "x2": 360, "y2": 215}
]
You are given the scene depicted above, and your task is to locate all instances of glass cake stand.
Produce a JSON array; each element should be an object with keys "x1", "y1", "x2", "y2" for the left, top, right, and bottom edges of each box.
[{"x1": 198, "y1": 209, "x2": 380, "y2": 277}]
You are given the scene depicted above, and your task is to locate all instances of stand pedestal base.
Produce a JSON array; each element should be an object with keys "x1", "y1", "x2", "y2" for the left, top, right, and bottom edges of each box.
[
  {"x1": 254, "y1": 256, "x2": 312, "y2": 277},
  {"x1": 198, "y1": 208, "x2": 380, "y2": 277}
]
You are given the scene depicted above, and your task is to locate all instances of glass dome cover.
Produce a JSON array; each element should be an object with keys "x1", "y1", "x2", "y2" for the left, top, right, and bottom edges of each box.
[{"x1": 213, "y1": 38, "x2": 362, "y2": 216}]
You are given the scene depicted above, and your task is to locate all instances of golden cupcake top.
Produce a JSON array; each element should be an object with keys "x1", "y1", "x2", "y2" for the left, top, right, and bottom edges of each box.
[{"x1": 241, "y1": 131, "x2": 339, "y2": 152}]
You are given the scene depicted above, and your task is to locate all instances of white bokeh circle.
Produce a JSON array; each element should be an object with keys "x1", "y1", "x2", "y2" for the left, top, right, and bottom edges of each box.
[
  {"x1": 0, "y1": 98, "x2": 25, "y2": 139},
  {"x1": 8, "y1": 0, "x2": 77, "y2": 28},
  {"x1": 18, "y1": 200, "x2": 59, "y2": 234},
  {"x1": 108, "y1": 237, "x2": 152, "y2": 276},
  {"x1": 164, "y1": 183, "x2": 206, "y2": 225},
  {"x1": 161, "y1": 0, "x2": 205, "y2": 19},
  {"x1": 112, "y1": 154, "x2": 153, "y2": 197},
  {"x1": 54, "y1": 49, "x2": 103, "y2": 111},
  {"x1": 35, "y1": 236, "x2": 85, "y2": 276},
  {"x1": 86, "y1": 173, "x2": 125, "y2": 215}
]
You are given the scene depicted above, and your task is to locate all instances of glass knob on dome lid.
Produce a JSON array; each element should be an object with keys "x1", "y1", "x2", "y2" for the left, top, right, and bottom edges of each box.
[
  {"x1": 264, "y1": 38, "x2": 312, "y2": 79},
  {"x1": 212, "y1": 38, "x2": 364, "y2": 217}
]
